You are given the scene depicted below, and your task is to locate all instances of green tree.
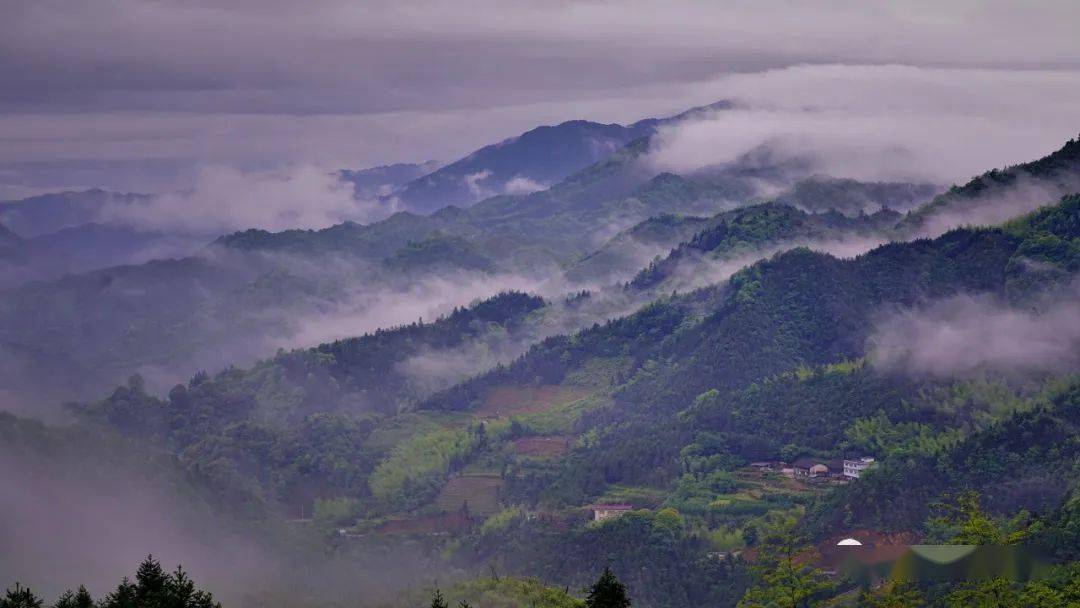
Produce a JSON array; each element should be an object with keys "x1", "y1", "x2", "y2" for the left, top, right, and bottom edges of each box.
[
  {"x1": 0, "y1": 584, "x2": 42, "y2": 608},
  {"x1": 858, "y1": 581, "x2": 924, "y2": 608},
  {"x1": 943, "y1": 578, "x2": 1021, "y2": 608},
  {"x1": 739, "y1": 524, "x2": 832, "y2": 608},
  {"x1": 928, "y1": 492, "x2": 1029, "y2": 545},
  {"x1": 586, "y1": 567, "x2": 631, "y2": 608},
  {"x1": 743, "y1": 523, "x2": 759, "y2": 547}
]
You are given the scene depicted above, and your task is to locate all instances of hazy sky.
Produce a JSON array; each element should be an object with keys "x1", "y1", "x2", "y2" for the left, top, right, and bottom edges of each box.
[{"x1": 2, "y1": 0, "x2": 1080, "y2": 195}]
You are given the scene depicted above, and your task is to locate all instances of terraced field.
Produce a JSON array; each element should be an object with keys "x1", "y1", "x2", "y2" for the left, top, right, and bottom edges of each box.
[
  {"x1": 435, "y1": 474, "x2": 503, "y2": 518},
  {"x1": 476, "y1": 385, "x2": 592, "y2": 418},
  {"x1": 512, "y1": 435, "x2": 574, "y2": 458}
]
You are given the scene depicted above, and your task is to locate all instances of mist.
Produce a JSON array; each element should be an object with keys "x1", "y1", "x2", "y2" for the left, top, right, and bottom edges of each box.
[
  {"x1": 648, "y1": 65, "x2": 1080, "y2": 186},
  {"x1": 100, "y1": 165, "x2": 389, "y2": 234},
  {"x1": 912, "y1": 173, "x2": 1080, "y2": 238},
  {"x1": 868, "y1": 288, "x2": 1080, "y2": 379},
  {"x1": 0, "y1": 414, "x2": 454, "y2": 608}
]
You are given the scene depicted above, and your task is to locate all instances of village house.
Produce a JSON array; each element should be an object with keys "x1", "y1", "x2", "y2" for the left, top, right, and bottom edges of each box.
[
  {"x1": 591, "y1": 504, "x2": 634, "y2": 522},
  {"x1": 843, "y1": 457, "x2": 876, "y2": 479},
  {"x1": 792, "y1": 457, "x2": 831, "y2": 478}
]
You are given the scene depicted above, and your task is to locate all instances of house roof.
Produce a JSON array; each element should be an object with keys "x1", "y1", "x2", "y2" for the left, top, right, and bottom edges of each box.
[
  {"x1": 792, "y1": 456, "x2": 819, "y2": 469},
  {"x1": 591, "y1": 504, "x2": 634, "y2": 510}
]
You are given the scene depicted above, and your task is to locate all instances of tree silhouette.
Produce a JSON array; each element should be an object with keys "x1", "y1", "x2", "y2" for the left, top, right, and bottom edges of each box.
[
  {"x1": 586, "y1": 567, "x2": 631, "y2": 608},
  {"x1": 0, "y1": 583, "x2": 42, "y2": 608},
  {"x1": 51, "y1": 586, "x2": 93, "y2": 608},
  {"x1": 429, "y1": 589, "x2": 448, "y2": 608}
]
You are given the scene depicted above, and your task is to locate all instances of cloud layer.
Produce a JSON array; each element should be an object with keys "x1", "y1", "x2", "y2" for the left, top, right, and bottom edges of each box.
[
  {"x1": 648, "y1": 64, "x2": 1080, "y2": 186},
  {"x1": 869, "y1": 290, "x2": 1080, "y2": 379},
  {"x1": 3, "y1": 2, "x2": 1080, "y2": 192},
  {"x1": 99, "y1": 165, "x2": 387, "y2": 233}
]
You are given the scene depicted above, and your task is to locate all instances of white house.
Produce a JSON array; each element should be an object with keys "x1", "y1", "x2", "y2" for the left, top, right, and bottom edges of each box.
[{"x1": 843, "y1": 457, "x2": 875, "y2": 479}]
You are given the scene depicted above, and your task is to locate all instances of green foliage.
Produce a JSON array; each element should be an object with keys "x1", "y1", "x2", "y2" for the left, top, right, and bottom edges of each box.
[
  {"x1": 856, "y1": 581, "x2": 924, "y2": 608},
  {"x1": 845, "y1": 412, "x2": 961, "y2": 459},
  {"x1": 926, "y1": 491, "x2": 1032, "y2": 545},
  {"x1": 665, "y1": 471, "x2": 741, "y2": 514},
  {"x1": 313, "y1": 496, "x2": 363, "y2": 526},
  {"x1": 480, "y1": 507, "x2": 524, "y2": 537},
  {"x1": 941, "y1": 570, "x2": 1080, "y2": 608},
  {"x1": 415, "y1": 578, "x2": 585, "y2": 608},
  {"x1": 738, "y1": 523, "x2": 832, "y2": 608},
  {"x1": 471, "y1": 509, "x2": 748, "y2": 608},
  {"x1": 369, "y1": 427, "x2": 481, "y2": 510},
  {"x1": 815, "y1": 376, "x2": 1080, "y2": 534}
]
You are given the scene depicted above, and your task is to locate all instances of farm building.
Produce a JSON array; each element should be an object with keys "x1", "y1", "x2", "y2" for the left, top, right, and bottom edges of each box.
[{"x1": 591, "y1": 504, "x2": 634, "y2": 521}]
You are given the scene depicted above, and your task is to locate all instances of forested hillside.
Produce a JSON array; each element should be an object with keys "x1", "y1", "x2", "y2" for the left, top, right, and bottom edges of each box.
[
  {"x1": 26, "y1": 186, "x2": 1075, "y2": 606},
  {"x1": 4, "y1": 92, "x2": 1080, "y2": 607}
]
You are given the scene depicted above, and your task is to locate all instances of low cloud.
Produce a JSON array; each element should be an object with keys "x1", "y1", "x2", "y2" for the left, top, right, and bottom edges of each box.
[
  {"x1": 648, "y1": 65, "x2": 1080, "y2": 187},
  {"x1": 912, "y1": 173, "x2": 1080, "y2": 238},
  {"x1": 503, "y1": 175, "x2": 546, "y2": 195},
  {"x1": 100, "y1": 165, "x2": 389, "y2": 234},
  {"x1": 869, "y1": 290, "x2": 1080, "y2": 379},
  {"x1": 462, "y1": 170, "x2": 494, "y2": 198},
  {"x1": 282, "y1": 269, "x2": 543, "y2": 349}
]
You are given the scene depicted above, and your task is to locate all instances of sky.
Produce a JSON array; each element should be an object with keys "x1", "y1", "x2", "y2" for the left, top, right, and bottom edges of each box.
[{"x1": 2, "y1": 0, "x2": 1080, "y2": 196}]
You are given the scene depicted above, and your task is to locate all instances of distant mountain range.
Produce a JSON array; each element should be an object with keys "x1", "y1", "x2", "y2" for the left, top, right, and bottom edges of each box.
[
  {"x1": 1, "y1": 94, "x2": 1075, "y2": 416},
  {"x1": 371, "y1": 101, "x2": 733, "y2": 214}
]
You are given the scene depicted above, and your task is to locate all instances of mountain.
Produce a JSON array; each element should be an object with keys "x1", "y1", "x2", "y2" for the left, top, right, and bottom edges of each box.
[
  {"x1": 218, "y1": 155, "x2": 743, "y2": 275},
  {"x1": 386, "y1": 102, "x2": 732, "y2": 213},
  {"x1": 388, "y1": 120, "x2": 656, "y2": 213},
  {"x1": 6, "y1": 136, "x2": 1080, "y2": 413},
  {"x1": 0, "y1": 189, "x2": 149, "y2": 237},
  {"x1": 339, "y1": 161, "x2": 440, "y2": 199},
  {"x1": 0, "y1": 190, "x2": 213, "y2": 284},
  {"x1": 0, "y1": 221, "x2": 72, "y2": 289},
  {"x1": 625, "y1": 203, "x2": 900, "y2": 292},
  {"x1": 899, "y1": 135, "x2": 1080, "y2": 236},
  {"x1": 0, "y1": 221, "x2": 22, "y2": 255},
  {"x1": 563, "y1": 212, "x2": 713, "y2": 285},
  {"x1": 26, "y1": 223, "x2": 206, "y2": 273},
  {"x1": 59, "y1": 193, "x2": 1080, "y2": 608}
]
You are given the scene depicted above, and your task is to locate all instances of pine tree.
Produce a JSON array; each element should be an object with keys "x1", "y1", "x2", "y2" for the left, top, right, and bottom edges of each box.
[
  {"x1": 71, "y1": 587, "x2": 92, "y2": 608},
  {"x1": 51, "y1": 591, "x2": 75, "y2": 608},
  {"x1": 51, "y1": 586, "x2": 92, "y2": 608},
  {"x1": 429, "y1": 589, "x2": 448, "y2": 608},
  {"x1": 134, "y1": 555, "x2": 168, "y2": 603},
  {"x1": 0, "y1": 583, "x2": 43, "y2": 608},
  {"x1": 100, "y1": 578, "x2": 137, "y2": 608},
  {"x1": 586, "y1": 567, "x2": 631, "y2": 608}
]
